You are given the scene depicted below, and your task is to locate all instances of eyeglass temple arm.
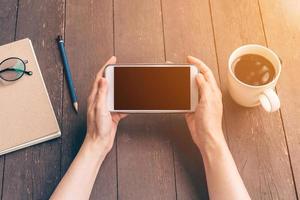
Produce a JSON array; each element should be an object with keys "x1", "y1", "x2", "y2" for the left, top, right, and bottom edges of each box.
[
  {"x1": 0, "y1": 68, "x2": 33, "y2": 75},
  {"x1": 22, "y1": 60, "x2": 31, "y2": 75}
]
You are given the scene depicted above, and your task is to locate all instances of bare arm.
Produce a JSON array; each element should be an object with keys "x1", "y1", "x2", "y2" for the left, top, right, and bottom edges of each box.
[
  {"x1": 51, "y1": 56, "x2": 127, "y2": 200},
  {"x1": 186, "y1": 56, "x2": 250, "y2": 200}
]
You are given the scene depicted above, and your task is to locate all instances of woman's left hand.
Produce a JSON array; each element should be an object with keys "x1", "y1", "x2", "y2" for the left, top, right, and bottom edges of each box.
[{"x1": 85, "y1": 56, "x2": 127, "y2": 154}]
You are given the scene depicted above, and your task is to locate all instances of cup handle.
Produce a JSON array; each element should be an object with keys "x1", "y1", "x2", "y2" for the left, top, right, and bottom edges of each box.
[{"x1": 259, "y1": 88, "x2": 280, "y2": 112}]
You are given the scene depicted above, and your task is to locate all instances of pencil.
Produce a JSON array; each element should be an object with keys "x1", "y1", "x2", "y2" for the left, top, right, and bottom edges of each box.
[{"x1": 57, "y1": 35, "x2": 78, "y2": 113}]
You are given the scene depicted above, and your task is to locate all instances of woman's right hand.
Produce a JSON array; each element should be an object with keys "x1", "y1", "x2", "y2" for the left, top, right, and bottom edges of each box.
[{"x1": 185, "y1": 56, "x2": 226, "y2": 153}]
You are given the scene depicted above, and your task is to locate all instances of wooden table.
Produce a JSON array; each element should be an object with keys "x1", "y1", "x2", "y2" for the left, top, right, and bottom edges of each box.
[{"x1": 1, "y1": 0, "x2": 300, "y2": 199}]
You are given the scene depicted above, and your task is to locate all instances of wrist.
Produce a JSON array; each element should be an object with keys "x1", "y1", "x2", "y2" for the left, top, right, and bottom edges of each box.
[
  {"x1": 73, "y1": 135, "x2": 109, "y2": 170},
  {"x1": 83, "y1": 133, "x2": 111, "y2": 157},
  {"x1": 200, "y1": 139, "x2": 233, "y2": 176},
  {"x1": 197, "y1": 131, "x2": 229, "y2": 159}
]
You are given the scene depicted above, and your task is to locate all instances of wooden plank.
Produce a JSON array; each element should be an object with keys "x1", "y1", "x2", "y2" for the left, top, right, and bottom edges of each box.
[
  {"x1": 161, "y1": 0, "x2": 218, "y2": 199},
  {"x1": 210, "y1": 0, "x2": 297, "y2": 199},
  {"x1": 114, "y1": 0, "x2": 176, "y2": 199},
  {"x1": 0, "y1": 0, "x2": 18, "y2": 197},
  {"x1": 259, "y1": 0, "x2": 300, "y2": 196},
  {"x1": 1, "y1": 0, "x2": 64, "y2": 199},
  {"x1": 62, "y1": 1, "x2": 116, "y2": 199},
  {"x1": 0, "y1": 160, "x2": 2, "y2": 199},
  {"x1": 0, "y1": 0, "x2": 18, "y2": 45}
]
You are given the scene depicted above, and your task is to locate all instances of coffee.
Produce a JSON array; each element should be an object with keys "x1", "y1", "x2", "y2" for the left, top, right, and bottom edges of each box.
[{"x1": 233, "y1": 54, "x2": 275, "y2": 86}]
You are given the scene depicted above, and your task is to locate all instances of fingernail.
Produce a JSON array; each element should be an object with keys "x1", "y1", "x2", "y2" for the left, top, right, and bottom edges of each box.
[{"x1": 98, "y1": 77, "x2": 103, "y2": 85}]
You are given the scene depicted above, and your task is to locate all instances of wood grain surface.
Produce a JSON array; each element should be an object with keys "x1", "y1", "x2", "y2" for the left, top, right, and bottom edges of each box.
[
  {"x1": 0, "y1": 0, "x2": 299, "y2": 199},
  {"x1": 0, "y1": 0, "x2": 19, "y2": 198},
  {"x1": 210, "y1": 0, "x2": 297, "y2": 199},
  {"x1": 1, "y1": 0, "x2": 64, "y2": 199},
  {"x1": 259, "y1": 0, "x2": 300, "y2": 197},
  {"x1": 162, "y1": 0, "x2": 218, "y2": 199},
  {"x1": 62, "y1": 0, "x2": 116, "y2": 199},
  {"x1": 115, "y1": 0, "x2": 176, "y2": 199}
]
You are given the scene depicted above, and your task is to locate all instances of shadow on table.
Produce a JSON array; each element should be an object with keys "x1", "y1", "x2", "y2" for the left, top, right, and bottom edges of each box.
[
  {"x1": 120, "y1": 114, "x2": 209, "y2": 199},
  {"x1": 167, "y1": 114, "x2": 209, "y2": 199}
]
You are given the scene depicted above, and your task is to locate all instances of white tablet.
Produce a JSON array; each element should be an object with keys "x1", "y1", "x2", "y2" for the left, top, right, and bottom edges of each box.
[{"x1": 104, "y1": 64, "x2": 199, "y2": 113}]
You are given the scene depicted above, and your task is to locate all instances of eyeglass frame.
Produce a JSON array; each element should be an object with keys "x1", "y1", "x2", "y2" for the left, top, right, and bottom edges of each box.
[{"x1": 0, "y1": 57, "x2": 33, "y2": 82}]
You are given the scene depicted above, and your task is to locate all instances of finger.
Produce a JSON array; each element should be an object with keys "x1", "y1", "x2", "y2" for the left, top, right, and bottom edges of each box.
[
  {"x1": 187, "y1": 56, "x2": 217, "y2": 85},
  {"x1": 97, "y1": 56, "x2": 117, "y2": 78},
  {"x1": 185, "y1": 113, "x2": 195, "y2": 132},
  {"x1": 96, "y1": 78, "x2": 108, "y2": 109},
  {"x1": 118, "y1": 113, "x2": 128, "y2": 119},
  {"x1": 88, "y1": 56, "x2": 116, "y2": 105},
  {"x1": 113, "y1": 113, "x2": 128, "y2": 120},
  {"x1": 112, "y1": 113, "x2": 128, "y2": 123},
  {"x1": 185, "y1": 113, "x2": 193, "y2": 122},
  {"x1": 88, "y1": 80, "x2": 99, "y2": 105},
  {"x1": 166, "y1": 61, "x2": 173, "y2": 64},
  {"x1": 187, "y1": 55, "x2": 211, "y2": 74},
  {"x1": 195, "y1": 73, "x2": 207, "y2": 96}
]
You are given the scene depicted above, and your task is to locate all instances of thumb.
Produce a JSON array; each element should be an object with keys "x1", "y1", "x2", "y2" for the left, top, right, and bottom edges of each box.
[
  {"x1": 96, "y1": 78, "x2": 108, "y2": 109},
  {"x1": 98, "y1": 56, "x2": 117, "y2": 77},
  {"x1": 196, "y1": 73, "x2": 207, "y2": 96}
]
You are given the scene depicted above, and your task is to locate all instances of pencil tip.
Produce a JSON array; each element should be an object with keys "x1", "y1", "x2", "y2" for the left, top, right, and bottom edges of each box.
[{"x1": 73, "y1": 102, "x2": 78, "y2": 113}]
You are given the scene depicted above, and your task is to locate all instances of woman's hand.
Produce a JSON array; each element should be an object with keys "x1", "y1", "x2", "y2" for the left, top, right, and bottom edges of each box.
[
  {"x1": 185, "y1": 56, "x2": 225, "y2": 153},
  {"x1": 51, "y1": 56, "x2": 128, "y2": 200},
  {"x1": 85, "y1": 56, "x2": 127, "y2": 154},
  {"x1": 185, "y1": 56, "x2": 251, "y2": 200}
]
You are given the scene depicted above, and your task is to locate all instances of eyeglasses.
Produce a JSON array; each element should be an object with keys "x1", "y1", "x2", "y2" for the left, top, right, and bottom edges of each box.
[{"x1": 0, "y1": 57, "x2": 33, "y2": 81}]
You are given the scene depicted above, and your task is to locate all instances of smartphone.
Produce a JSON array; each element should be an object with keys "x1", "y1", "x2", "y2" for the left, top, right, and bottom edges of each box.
[{"x1": 104, "y1": 64, "x2": 199, "y2": 113}]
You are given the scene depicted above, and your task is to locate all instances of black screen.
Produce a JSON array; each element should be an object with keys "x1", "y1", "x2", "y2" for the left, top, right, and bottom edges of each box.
[{"x1": 114, "y1": 67, "x2": 190, "y2": 110}]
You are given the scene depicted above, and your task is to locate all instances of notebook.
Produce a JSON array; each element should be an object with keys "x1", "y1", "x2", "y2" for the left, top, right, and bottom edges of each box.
[{"x1": 0, "y1": 38, "x2": 61, "y2": 155}]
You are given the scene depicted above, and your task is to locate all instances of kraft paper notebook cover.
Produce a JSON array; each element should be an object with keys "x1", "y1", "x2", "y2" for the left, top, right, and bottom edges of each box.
[{"x1": 0, "y1": 38, "x2": 61, "y2": 155}]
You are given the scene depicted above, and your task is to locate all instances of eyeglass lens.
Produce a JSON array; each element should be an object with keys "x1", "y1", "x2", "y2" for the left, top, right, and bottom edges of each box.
[{"x1": 0, "y1": 58, "x2": 25, "y2": 81}]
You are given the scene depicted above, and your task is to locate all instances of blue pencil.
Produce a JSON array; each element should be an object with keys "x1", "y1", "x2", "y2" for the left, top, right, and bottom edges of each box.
[{"x1": 57, "y1": 35, "x2": 78, "y2": 113}]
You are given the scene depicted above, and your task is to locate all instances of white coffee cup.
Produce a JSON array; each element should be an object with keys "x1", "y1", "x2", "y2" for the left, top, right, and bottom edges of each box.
[{"x1": 227, "y1": 44, "x2": 281, "y2": 112}]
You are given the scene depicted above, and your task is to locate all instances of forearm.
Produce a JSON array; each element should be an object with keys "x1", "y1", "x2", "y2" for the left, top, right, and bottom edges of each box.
[
  {"x1": 200, "y1": 132, "x2": 250, "y2": 200},
  {"x1": 50, "y1": 135, "x2": 108, "y2": 200}
]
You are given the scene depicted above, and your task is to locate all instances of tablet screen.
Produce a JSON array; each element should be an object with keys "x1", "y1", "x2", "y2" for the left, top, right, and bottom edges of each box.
[{"x1": 114, "y1": 67, "x2": 190, "y2": 110}]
